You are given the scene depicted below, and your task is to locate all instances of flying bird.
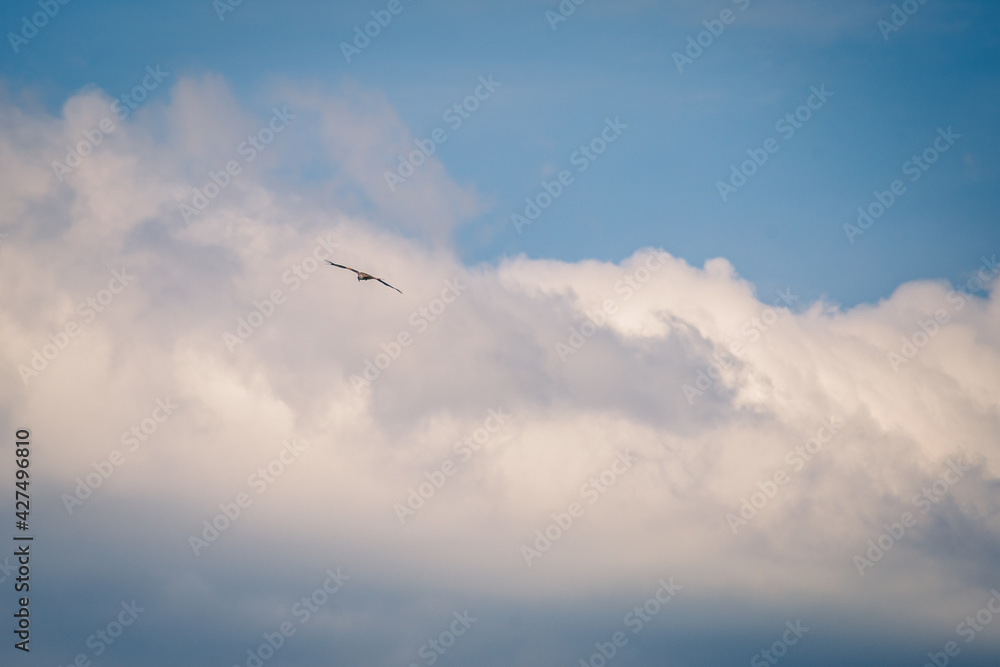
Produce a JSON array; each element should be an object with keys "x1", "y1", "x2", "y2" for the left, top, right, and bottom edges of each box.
[{"x1": 326, "y1": 261, "x2": 402, "y2": 294}]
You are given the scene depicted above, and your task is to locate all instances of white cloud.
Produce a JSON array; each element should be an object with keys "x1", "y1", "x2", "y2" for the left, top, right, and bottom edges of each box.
[{"x1": 2, "y1": 75, "x2": 999, "y2": 657}]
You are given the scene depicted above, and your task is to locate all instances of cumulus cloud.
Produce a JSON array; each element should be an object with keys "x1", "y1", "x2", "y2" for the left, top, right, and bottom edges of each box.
[{"x1": 2, "y1": 75, "x2": 999, "y2": 664}]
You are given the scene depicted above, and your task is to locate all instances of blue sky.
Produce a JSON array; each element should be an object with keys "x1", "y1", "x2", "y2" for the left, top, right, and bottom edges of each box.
[
  {"x1": 2, "y1": 1, "x2": 1000, "y2": 666},
  {"x1": 3, "y1": 0, "x2": 998, "y2": 305}
]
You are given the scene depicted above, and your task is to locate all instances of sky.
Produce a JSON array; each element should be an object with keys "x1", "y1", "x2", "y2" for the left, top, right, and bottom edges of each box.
[{"x1": 0, "y1": 0, "x2": 998, "y2": 665}]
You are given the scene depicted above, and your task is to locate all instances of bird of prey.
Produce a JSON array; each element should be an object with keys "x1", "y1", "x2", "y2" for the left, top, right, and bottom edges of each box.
[{"x1": 326, "y1": 261, "x2": 402, "y2": 294}]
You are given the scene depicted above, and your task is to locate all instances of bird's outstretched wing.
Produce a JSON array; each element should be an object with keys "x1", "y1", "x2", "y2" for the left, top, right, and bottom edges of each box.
[
  {"x1": 326, "y1": 260, "x2": 360, "y2": 276},
  {"x1": 376, "y1": 278, "x2": 402, "y2": 294}
]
